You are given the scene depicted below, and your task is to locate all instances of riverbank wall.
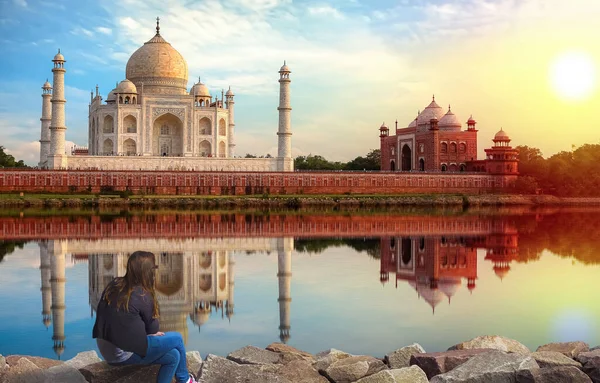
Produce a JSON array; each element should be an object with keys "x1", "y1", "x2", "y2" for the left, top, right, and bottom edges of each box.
[{"x1": 1, "y1": 336, "x2": 598, "y2": 382}]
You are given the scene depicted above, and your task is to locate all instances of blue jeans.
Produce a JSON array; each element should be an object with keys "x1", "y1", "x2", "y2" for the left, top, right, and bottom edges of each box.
[{"x1": 110, "y1": 332, "x2": 190, "y2": 383}]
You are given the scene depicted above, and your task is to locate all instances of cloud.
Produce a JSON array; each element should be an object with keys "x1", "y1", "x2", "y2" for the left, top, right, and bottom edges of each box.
[
  {"x1": 307, "y1": 5, "x2": 345, "y2": 19},
  {"x1": 95, "y1": 27, "x2": 112, "y2": 35},
  {"x1": 71, "y1": 27, "x2": 94, "y2": 38},
  {"x1": 13, "y1": 0, "x2": 27, "y2": 7}
]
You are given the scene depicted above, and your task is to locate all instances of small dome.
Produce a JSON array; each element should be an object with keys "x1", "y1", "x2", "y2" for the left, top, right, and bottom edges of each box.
[
  {"x1": 53, "y1": 50, "x2": 65, "y2": 62},
  {"x1": 417, "y1": 98, "x2": 444, "y2": 125},
  {"x1": 467, "y1": 115, "x2": 477, "y2": 124},
  {"x1": 439, "y1": 106, "x2": 462, "y2": 129},
  {"x1": 116, "y1": 79, "x2": 137, "y2": 94},
  {"x1": 494, "y1": 128, "x2": 510, "y2": 141},
  {"x1": 190, "y1": 308, "x2": 211, "y2": 327},
  {"x1": 42, "y1": 80, "x2": 52, "y2": 89},
  {"x1": 190, "y1": 80, "x2": 210, "y2": 97},
  {"x1": 380, "y1": 122, "x2": 388, "y2": 129},
  {"x1": 225, "y1": 87, "x2": 234, "y2": 97},
  {"x1": 106, "y1": 88, "x2": 118, "y2": 102},
  {"x1": 279, "y1": 61, "x2": 291, "y2": 72}
]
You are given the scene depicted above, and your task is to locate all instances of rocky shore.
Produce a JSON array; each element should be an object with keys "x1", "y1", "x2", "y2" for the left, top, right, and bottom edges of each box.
[
  {"x1": 2, "y1": 193, "x2": 600, "y2": 210},
  {"x1": 1, "y1": 336, "x2": 599, "y2": 382}
]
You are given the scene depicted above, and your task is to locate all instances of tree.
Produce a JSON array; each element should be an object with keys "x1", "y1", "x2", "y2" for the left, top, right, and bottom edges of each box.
[
  {"x1": 345, "y1": 149, "x2": 381, "y2": 170},
  {"x1": 0, "y1": 146, "x2": 27, "y2": 168}
]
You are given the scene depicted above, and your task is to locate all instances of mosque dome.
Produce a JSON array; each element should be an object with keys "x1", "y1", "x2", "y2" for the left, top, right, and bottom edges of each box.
[
  {"x1": 438, "y1": 106, "x2": 462, "y2": 130},
  {"x1": 125, "y1": 20, "x2": 188, "y2": 95},
  {"x1": 106, "y1": 87, "x2": 118, "y2": 102},
  {"x1": 191, "y1": 308, "x2": 211, "y2": 327},
  {"x1": 116, "y1": 79, "x2": 137, "y2": 94},
  {"x1": 190, "y1": 79, "x2": 210, "y2": 97},
  {"x1": 279, "y1": 61, "x2": 291, "y2": 72},
  {"x1": 42, "y1": 80, "x2": 52, "y2": 90},
  {"x1": 53, "y1": 50, "x2": 65, "y2": 62},
  {"x1": 494, "y1": 129, "x2": 510, "y2": 141},
  {"x1": 417, "y1": 98, "x2": 444, "y2": 125}
]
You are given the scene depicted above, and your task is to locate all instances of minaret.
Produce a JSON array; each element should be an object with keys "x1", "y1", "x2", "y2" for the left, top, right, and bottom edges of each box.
[
  {"x1": 225, "y1": 87, "x2": 236, "y2": 158},
  {"x1": 277, "y1": 237, "x2": 293, "y2": 343},
  {"x1": 39, "y1": 240, "x2": 52, "y2": 328},
  {"x1": 49, "y1": 240, "x2": 67, "y2": 359},
  {"x1": 277, "y1": 61, "x2": 293, "y2": 171},
  {"x1": 48, "y1": 50, "x2": 67, "y2": 169},
  {"x1": 429, "y1": 116, "x2": 439, "y2": 171},
  {"x1": 39, "y1": 80, "x2": 52, "y2": 168},
  {"x1": 225, "y1": 251, "x2": 235, "y2": 320}
]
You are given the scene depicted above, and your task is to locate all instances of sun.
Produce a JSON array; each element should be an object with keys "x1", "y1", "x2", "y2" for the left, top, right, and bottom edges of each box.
[{"x1": 549, "y1": 51, "x2": 597, "y2": 101}]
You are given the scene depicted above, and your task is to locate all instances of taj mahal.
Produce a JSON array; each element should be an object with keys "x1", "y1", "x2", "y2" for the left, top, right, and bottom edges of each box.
[{"x1": 38, "y1": 18, "x2": 293, "y2": 172}]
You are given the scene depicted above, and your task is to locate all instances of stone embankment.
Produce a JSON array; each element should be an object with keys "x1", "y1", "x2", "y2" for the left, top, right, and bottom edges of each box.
[
  {"x1": 1, "y1": 336, "x2": 599, "y2": 382},
  {"x1": 3, "y1": 193, "x2": 600, "y2": 209}
]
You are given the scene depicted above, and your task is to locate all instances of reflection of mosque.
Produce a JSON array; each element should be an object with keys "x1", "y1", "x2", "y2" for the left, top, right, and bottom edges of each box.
[
  {"x1": 379, "y1": 221, "x2": 519, "y2": 313},
  {"x1": 37, "y1": 238, "x2": 294, "y2": 359}
]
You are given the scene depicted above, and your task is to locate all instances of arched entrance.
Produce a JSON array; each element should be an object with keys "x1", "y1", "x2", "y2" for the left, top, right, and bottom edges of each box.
[
  {"x1": 199, "y1": 140, "x2": 211, "y2": 157},
  {"x1": 103, "y1": 138, "x2": 113, "y2": 155},
  {"x1": 153, "y1": 113, "x2": 184, "y2": 156},
  {"x1": 419, "y1": 158, "x2": 425, "y2": 171},
  {"x1": 401, "y1": 145, "x2": 412, "y2": 171},
  {"x1": 155, "y1": 252, "x2": 184, "y2": 297},
  {"x1": 123, "y1": 139, "x2": 136, "y2": 155},
  {"x1": 390, "y1": 160, "x2": 396, "y2": 171}
]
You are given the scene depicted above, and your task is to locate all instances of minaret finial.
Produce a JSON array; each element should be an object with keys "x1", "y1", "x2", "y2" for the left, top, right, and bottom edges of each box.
[
  {"x1": 432, "y1": 94, "x2": 435, "y2": 101},
  {"x1": 198, "y1": 76, "x2": 201, "y2": 83},
  {"x1": 58, "y1": 48, "x2": 61, "y2": 54},
  {"x1": 156, "y1": 17, "x2": 160, "y2": 35},
  {"x1": 284, "y1": 60, "x2": 286, "y2": 65},
  {"x1": 448, "y1": 104, "x2": 451, "y2": 111}
]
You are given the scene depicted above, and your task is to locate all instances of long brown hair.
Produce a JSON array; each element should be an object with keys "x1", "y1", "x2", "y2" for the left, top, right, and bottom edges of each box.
[{"x1": 104, "y1": 251, "x2": 160, "y2": 318}]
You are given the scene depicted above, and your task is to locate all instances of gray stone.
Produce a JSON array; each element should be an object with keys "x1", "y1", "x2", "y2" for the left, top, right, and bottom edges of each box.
[
  {"x1": 385, "y1": 343, "x2": 426, "y2": 369},
  {"x1": 276, "y1": 359, "x2": 329, "y2": 383},
  {"x1": 313, "y1": 348, "x2": 353, "y2": 372},
  {"x1": 2, "y1": 358, "x2": 44, "y2": 383},
  {"x1": 266, "y1": 343, "x2": 315, "y2": 362},
  {"x1": 42, "y1": 364, "x2": 88, "y2": 383},
  {"x1": 187, "y1": 351, "x2": 203, "y2": 378},
  {"x1": 449, "y1": 335, "x2": 531, "y2": 354},
  {"x1": 113, "y1": 365, "x2": 162, "y2": 383},
  {"x1": 536, "y1": 341, "x2": 590, "y2": 358},
  {"x1": 356, "y1": 365, "x2": 429, "y2": 383},
  {"x1": 581, "y1": 356, "x2": 600, "y2": 383},
  {"x1": 516, "y1": 366, "x2": 592, "y2": 383},
  {"x1": 577, "y1": 350, "x2": 600, "y2": 365},
  {"x1": 77, "y1": 362, "x2": 146, "y2": 383},
  {"x1": 198, "y1": 354, "x2": 284, "y2": 383},
  {"x1": 430, "y1": 350, "x2": 539, "y2": 383},
  {"x1": 227, "y1": 345, "x2": 282, "y2": 365},
  {"x1": 531, "y1": 351, "x2": 582, "y2": 368},
  {"x1": 6, "y1": 355, "x2": 63, "y2": 369},
  {"x1": 65, "y1": 350, "x2": 102, "y2": 370},
  {"x1": 324, "y1": 355, "x2": 387, "y2": 383},
  {"x1": 409, "y1": 349, "x2": 493, "y2": 379},
  {"x1": 1, "y1": 354, "x2": 6, "y2": 370},
  {"x1": 592, "y1": 346, "x2": 600, "y2": 352}
]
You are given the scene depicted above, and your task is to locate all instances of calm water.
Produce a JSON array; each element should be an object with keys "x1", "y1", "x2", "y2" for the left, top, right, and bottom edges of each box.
[{"x1": 0, "y1": 208, "x2": 599, "y2": 360}]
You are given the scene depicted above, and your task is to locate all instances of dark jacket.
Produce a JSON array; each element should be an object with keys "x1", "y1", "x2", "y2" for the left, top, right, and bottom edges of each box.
[{"x1": 92, "y1": 279, "x2": 159, "y2": 357}]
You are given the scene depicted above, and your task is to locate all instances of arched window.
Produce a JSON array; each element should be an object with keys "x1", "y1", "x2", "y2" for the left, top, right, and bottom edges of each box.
[
  {"x1": 123, "y1": 138, "x2": 136, "y2": 155},
  {"x1": 199, "y1": 117, "x2": 211, "y2": 135},
  {"x1": 218, "y1": 118, "x2": 226, "y2": 136},
  {"x1": 119, "y1": 96, "x2": 123, "y2": 104},
  {"x1": 459, "y1": 142, "x2": 467, "y2": 154},
  {"x1": 390, "y1": 160, "x2": 396, "y2": 171},
  {"x1": 441, "y1": 164, "x2": 447, "y2": 172},
  {"x1": 219, "y1": 141, "x2": 226, "y2": 158},
  {"x1": 390, "y1": 146, "x2": 395, "y2": 156},
  {"x1": 160, "y1": 125, "x2": 170, "y2": 135},
  {"x1": 103, "y1": 138, "x2": 113, "y2": 155},
  {"x1": 199, "y1": 140, "x2": 211, "y2": 157},
  {"x1": 441, "y1": 142, "x2": 448, "y2": 153},
  {"x1": 450, "y1": 142, "x2": 457, "y2": 153},
  {"x1": 460, "y1": 164, "x2": 466, "y2": 172},
  {"x1": 124, "y1": 96, "x2": 130, "y2": 104},
  {"x1": 419, "y1": 158, "x2": 425, "y2": 171},
  {"x1": 401, "y1": 145, "x2": 412, "y2": 171},
  {"x1": 449, "y1": 164, "x2": 458, "y2": 172},
  {"x1": 132, "y1": 97, "x2": 136, "y2": 104},
  {"x1": 103, "y1": 115, "x2": 114, "y2": 134},
  {"x1": 124, "y1": 115, "x2": 136, "y2": 133}
]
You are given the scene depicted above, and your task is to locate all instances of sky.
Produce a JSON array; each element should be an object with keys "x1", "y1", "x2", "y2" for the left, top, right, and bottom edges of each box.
[{"x1": 0, "y1": 0, "x2": 599, "y2": 165}]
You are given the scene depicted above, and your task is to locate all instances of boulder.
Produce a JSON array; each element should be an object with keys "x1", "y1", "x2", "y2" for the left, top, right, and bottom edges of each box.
[
  {"x1": 266, "y1": 343, "x2": 315, "y2": 362},
  {"x1": 324, "y1": 355, "x2": 387, "y2": 383},
  {"x1": 536, "y1": 341, "x2": 589, "y2": 358},
  {"x1": 65, "y1": 350, "x2": 102, "y2": 370},
  {"x1": 409, "y1": 349, "x2": 493, "y2": 379},
  {"x1": 198, "y1": 354, "x2": 283, "y2": 383},
  {"x1": 1, "y1": 354, "x2": 6, "y2": 370},
  {"x1": 77, "y1": 362, "x2": 147, "y2": 383},
  {"x1": 41, "y1": 363, "x2": 88, "y2": 383},
  {"x1": 592, "y1": 346, "x2": 600, "y2": 352},
  {"x1": 385, "y1": 343, "x2": 426, "y2": 369},
  {"x1": 355, "y1": 365, "x2": 429, "y2": 383},
  {"x1": 2, "y1": 357, "x2": 44, "y2": 383},
  {"x1": 577, "y1": 350, "x2": 600, "y2": 365},
  {"x1": 449, "y1": 335, "x2": 530, "y2": 354},
  {"x1": 430, "y1": 350, "x2": 539, "y2": 383},
  {"x1": 112, "y1": 365, "x2": 162, "y2": 383},
  {"x1": 6, "y1": 355, "x2": 63, "y2": 370},
  {"x1": 186, "y1": 351, "x2": 203, "y2": 378},
  {"x1": 227, "y1": 345, "x2": 282, "y2": 365},
  {"x1": 516, "y1": 366, "x2": 592, "y2": 383},
  {"x1": 581, "y1": 356, "x2": 600, "y2": 383},
  {"x1": 313, "y1": 348, "x2": 353, "y2": 372},
  {"x1": 276, "y1": 359, "x2": 329, "y2": 383},
  {"x1": 531, "y1": 351, "x2": 582, "y2": 369}
]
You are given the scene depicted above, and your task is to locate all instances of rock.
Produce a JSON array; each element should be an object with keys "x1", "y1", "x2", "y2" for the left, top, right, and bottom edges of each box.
[
  {"x1": 516, "y1": 366, "x2": 592, "y2": 382},
  {"x1": 6, "y1": 355, "x2": 63, "y2": 369},
  {"x1": 536, "y1": 341, "x2": 589, "y2": 358},
  {"x1": 2, "y1": 358, "x2": 44, "y2": 383},
  {"x1": 198, "y1": 354, "x2": 283, "y2": 383},
  {"x1": 42, "y1": 364, "x2": 88, "y2": 383},
  {"x1": 276, "y1": 359, "x2": 329, "y2": 383},
  {"x1": 187, "y1": 351, "x2": 203, "y2": 378},
  {"x1": 577, "y1": 350, "x2": 600, "y2": 365},
  {"x1": 1, "y1": 354, "x2": 6, "y2": 370},
  {"x1": 65, "y1": 350, "x2": 102, "y2": 370},
  {"x1": 313, "y1": 348, "x2": 353, "y2": 372},
  {"x1": 113, "y1": 365, "x2": 161, "y2": 383},
  {"x1": 78, "y1": 362, "x2": 146, "y2": 383},
  {"x1": 324, "y1": 355, "x2": 387, "y2": 383},
  {"x1": 581, "y1": 356, "x2": 600, "y2": 383},
  {"x1": 385, "y1": 343, "x2": 426, "y2": 368},
  {"x1": 266, "y1": 343, "x2": 315, "y2": 362},
  {"x1": 430, "y1": 350, "x2": 539, "y2": 383},
  {"x1": 355, "y1": 365, "x2": 429, "y2": 383},
  {"x1": 409, "y1": 349, "x2": 493, "y2": 379},
  {"x1": 449, "y1": 335, "x2": 530, "y2": 354},
  {"x1": 592, "y1": 346, "x2": 600, "y2": 352},
  {"x1": 227, "y1": 345, "x2": 282, "y2": 365},
  {"x1": 531, "y1": 351, "x2": 582, "y2": 368}
]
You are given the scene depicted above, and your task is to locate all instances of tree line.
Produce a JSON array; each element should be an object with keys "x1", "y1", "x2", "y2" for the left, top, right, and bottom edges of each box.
[{"x1": 0, "y1": 146, "x2": 27, "y2": 168}]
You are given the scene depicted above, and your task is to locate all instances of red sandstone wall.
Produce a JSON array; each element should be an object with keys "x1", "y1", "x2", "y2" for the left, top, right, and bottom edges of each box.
[{"x1": 0, "y1": 170, "x2": 513, "y2": 195}]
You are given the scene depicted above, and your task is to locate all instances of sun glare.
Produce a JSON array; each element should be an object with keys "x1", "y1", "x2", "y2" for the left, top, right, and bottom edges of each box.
[{"x1": 550, "y1": 51, "x2": 597, "y2": 101}]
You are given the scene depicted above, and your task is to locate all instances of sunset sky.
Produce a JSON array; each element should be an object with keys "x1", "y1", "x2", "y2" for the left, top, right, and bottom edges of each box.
[{"x1": 1, "y1": 0, "x2": 599, "y2": 165}]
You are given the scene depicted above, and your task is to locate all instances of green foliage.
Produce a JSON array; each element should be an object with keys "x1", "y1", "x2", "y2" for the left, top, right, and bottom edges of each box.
[
  {"x1": 0, "y1": 240, "x2": 27, "y2": 263},
  {"x1": 345, "y1": 149, "x2": 381, "y2": 171},
  {"x1": 294, "y1": 238, "x2": 380, "y2": 258},
  {"x1": 294, "y1": 149, "x2": 380, "y2": 171},
  {"x1": 0, "y1": 146, "x2": 27, "y2": 168}
]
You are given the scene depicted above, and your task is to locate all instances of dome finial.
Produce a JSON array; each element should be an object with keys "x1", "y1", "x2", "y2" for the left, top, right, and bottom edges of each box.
[
  {"x1": 432, "y1": 94, "x2": 435, "y2": 101},
  {"x1": 198, "y1": 76, "x2": 201, "y2": 83},
  {"x1": 448, "y1": 104, "x2": 451, "y2": 112},
  {"x1": 156, "y1": 17, "x2": 160, "y2": 35}
]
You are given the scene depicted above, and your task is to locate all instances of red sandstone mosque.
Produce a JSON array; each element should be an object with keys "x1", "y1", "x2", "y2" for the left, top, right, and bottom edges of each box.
[{"x1": 379, "y1": 96, "x2": 519, "y2": 175}]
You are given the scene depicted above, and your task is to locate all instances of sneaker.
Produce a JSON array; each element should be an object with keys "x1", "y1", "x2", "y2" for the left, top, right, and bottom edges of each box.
[{"x1": 187, "y1": 374, "x2": 199, "y2": 383}]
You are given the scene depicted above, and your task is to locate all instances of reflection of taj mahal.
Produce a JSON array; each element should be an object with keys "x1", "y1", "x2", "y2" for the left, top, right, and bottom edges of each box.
[
  {"x1": 37, "y1": 237, "x2": 294, "y2": 358},
  {"x1": 38, "y1": 18, "x2": 293, "y2": 172}
]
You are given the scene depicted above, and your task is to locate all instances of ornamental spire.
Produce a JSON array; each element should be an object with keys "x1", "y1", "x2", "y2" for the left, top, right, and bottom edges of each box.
[{"x1": 156, "y1": 17, "x2": 160, "y2": 35}]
